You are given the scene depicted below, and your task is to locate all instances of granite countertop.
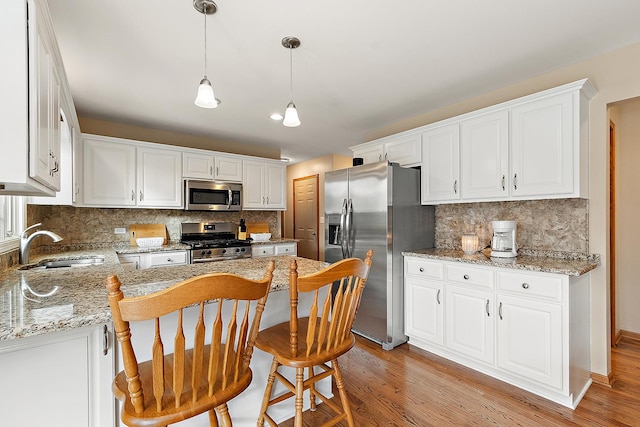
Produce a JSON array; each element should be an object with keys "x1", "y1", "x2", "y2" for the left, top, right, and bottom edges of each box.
[
  {"x1": 0, "y1": 247, "x2": 326, "y2": 343},
  {"x1": 403, "y1": 248, "x2": 600, "y2": 276}
]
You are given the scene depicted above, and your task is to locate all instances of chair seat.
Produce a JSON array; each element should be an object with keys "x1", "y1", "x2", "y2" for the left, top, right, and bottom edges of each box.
[
  {"x1": 255, "y1": 317, "x2": 356, "y2": 368},
  {"x1": 114, "y1": 344, "x2": 252, "y2": 427}
]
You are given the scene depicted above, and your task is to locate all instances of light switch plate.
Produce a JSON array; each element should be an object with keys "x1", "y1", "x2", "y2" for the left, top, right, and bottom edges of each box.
[{"x1": 114, "y1": 227, "x2": 127, "y2": 235}]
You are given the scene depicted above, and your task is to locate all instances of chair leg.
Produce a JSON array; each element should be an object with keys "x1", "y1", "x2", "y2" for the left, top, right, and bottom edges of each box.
[
  {"x1": 294, "y1": 367, "x2": 304, "y2": 427},
  {"x1": 333, "y1": 359, "x2": 355, "y2": 427},
  {"x1": 308, "y1": 366, "x2": 317, "y2": 411},
  {"x1": 215, "y1": 404, "x2": 232, "y2": 427},
  {"x1": 258, "y1": 357, "x2": 279, "y2": 426},
  {"x1": 208, "y1": 408, "x2": 219, "y2": 427}
]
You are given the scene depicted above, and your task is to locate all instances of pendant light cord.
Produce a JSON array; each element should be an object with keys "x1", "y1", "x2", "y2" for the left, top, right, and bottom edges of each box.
[
  {"x1": 289, "y1": 46, "x2": 293, "y2": 101},
  {"x1": 203, "y1": 4, "x2": 208, "y2": 77}
]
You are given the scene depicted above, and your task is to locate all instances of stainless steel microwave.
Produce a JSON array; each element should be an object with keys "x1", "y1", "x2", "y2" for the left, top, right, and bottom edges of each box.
[{"x1": 184, "y1": 180, "x2": 242, "y2": 211}]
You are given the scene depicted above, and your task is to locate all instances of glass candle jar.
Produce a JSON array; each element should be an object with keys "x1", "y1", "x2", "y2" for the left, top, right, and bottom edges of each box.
[{"x1": 461, "y1": 233, "x2": 479, "y2": 255}]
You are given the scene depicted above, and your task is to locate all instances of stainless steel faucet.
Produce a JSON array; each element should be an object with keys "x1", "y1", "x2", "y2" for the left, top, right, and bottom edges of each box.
[{"x1": 19, "y1": 223, "x2": 63, "y2": 264}]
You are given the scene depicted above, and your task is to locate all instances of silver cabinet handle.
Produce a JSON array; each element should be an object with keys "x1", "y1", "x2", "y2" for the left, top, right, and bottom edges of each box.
[
  {"x1": 486, "y1": 299, "x2": 490, "y2": 317},
  {"x1": 378, "y1": 154, "x2": 382, "y2": 161},
  {"x1": 522, "y1": 283, "x2": 529, "y2": 289},
  {"x1": 131, "y1": 190, "x2": 135, "y2": 201},
  {"x1": 139, "y1": 190, "x2": 143, "y2": 202},
  {"x1": 454, "y1": 180, "x2": 458, "y2": 194},
  {"x1": 499, "y1": 302, "x2": 503, "y2": 320},
  {"x1": 216, "y1": 166, "x2": 219, "y2": 176},
  {"x1": 266, "y1": 197, "x2": 269, "y2": 205},
  {"x1": 210, "y1": 165, "x2": 213, "y2": 175},
  {"x1": 102, "y1": 324, "x2": 109, "y2": 355},
  {"x1": 262, "y1": 196, "x2": 265, "y2": 205},
  {"x1": 419, "y1": 267, "x2": 424, "y2": 273},
  {"x1": 463, "y1": 274, "x2": 469, "y2": 280},
  {"x1": 513, "y1": 173, "x2": 518, "y2": 190},
  {"x1": 437, "y1": 289, "x2": 441, "y2": 305},
  {"x1": 501, "y1": 175, "x2": 505, "y2": 191}
]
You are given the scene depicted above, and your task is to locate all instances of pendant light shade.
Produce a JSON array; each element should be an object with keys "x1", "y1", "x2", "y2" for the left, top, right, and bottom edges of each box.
[
  {"x1": 283, "y1": 101, "x2": 300, "y2": 127},
  {"x1": 194, "y1": 0, "x2": 218, "y2": 108},
  {"x1": 195, "y1": 77, "x2": 217, "y2": 108},
  {"x1": 282, "y1": 36, "x2": 301, "y2": 127}
]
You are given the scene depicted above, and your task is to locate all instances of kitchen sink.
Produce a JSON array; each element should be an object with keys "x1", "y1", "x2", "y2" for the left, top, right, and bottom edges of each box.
[{"x1": 20, "y1": 255, "x2": 106, "y2": 270}]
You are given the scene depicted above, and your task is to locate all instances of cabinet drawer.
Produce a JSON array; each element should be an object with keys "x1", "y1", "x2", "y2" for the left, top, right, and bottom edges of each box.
[
  {"x1": 275, "y1": 243, "x2": 297, "y2": 256},
  {"x1": 497, "y1": 271, "x2": 563, "y2": 301},
  {"x1": 147, "y1": 251, "x2": 188, "y2": 268},
  {"x1": 252, "y1": 245, "x2": 275, "y2": 257},
  {"x1": 446, "y1": 264, "x2": 494, "y2": 289},
  {"x1": 405, "y1": 258, "x2": 443, "y2": 280}
]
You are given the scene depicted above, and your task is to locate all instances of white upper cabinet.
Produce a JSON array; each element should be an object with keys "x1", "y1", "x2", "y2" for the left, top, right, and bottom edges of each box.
[
  {"x1": 421, "y1": 124, "x2": 460, "y2": 203},
  {"x1": 460, "y1": 110, "x2": 509, "y2": 201},
  {"x1": 137, "y1": 146, "x2": 183, "y2": 207},
  {"x1": 510, "y1": 92, "x2": 576, "y2": 198},
  {"x1": 183, "y1": 151, "x2": 243, "y2": 182},
  {"x1": 0, "y1": 0, "x2": 71, "y2": 196},
  {"x1": 350, "y1": 132, "x2": 422, "y2": 167},
  {"x1": 83, "y1": 134, "x2": 182, "y2": 208},
  {"x1": 243, "y1": 160, "x2": 286, "y2": 210}
]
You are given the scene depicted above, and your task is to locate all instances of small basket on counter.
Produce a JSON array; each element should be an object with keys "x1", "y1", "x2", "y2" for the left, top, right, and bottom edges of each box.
[
  {"x1": 250, "y1": 233, "x2": 271, "y2": 242},
  {"x1": 135, "y1": 237, "x2": 165, "y2": 248}
]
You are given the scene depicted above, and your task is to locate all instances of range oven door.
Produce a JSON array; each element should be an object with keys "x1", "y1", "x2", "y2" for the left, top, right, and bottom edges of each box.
[{"x1": 184, "y1": 180, "x2": 242, "y2": 211}]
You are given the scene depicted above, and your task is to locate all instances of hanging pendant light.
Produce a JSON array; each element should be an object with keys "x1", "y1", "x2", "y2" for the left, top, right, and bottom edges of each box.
[
  {"x1": 282, "y1": 36, "x2": 301, "y2": 127},
  {"x1": 194, "y1": 0, "x2": 218, "y2": 108}
]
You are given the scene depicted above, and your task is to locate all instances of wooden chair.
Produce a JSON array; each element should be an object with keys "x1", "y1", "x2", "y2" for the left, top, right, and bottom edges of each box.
[
  {"x1": 105, "y1": 260, "x2": 275, "y2": 427},
  {"x1": 255, "y1": 249, "x2": 373, "y2": 427}
]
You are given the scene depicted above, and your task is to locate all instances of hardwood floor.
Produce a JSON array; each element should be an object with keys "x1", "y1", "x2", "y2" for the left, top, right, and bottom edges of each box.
[{"x1": 278, "y1": 336, "x2": 640, "y2": 426}]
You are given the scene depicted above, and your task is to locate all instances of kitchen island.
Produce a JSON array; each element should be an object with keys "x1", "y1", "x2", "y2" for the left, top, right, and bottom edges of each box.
[{"x1": 0, "y1": 248, "x2": 328, "y2": 427}]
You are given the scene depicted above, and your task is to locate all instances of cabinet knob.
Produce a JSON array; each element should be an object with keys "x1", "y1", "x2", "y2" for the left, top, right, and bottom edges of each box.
[
  {"x1": 522, "y1": 283, "x2": 529, "y2": 289},
  {"x1": 513, "y1": 173, "x2": 518, "y2": 191},
  {"x1": 463, "y1": 274, "x2": 469, "y2": 280},
  {"x1": 419, "y1": 267, "x2": 424, "y2": 272},
  {"x1": 167, "y1": 258, "x2": 173, "y2": 262}
]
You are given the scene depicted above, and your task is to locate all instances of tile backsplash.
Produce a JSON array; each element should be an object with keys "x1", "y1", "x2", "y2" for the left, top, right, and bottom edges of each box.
[
  {"x1": 27, "y1": 205, "x2": 279, "y2": 248},
  {"x1": 435, "y1": 198, "x2": 589, "y2": 253}
]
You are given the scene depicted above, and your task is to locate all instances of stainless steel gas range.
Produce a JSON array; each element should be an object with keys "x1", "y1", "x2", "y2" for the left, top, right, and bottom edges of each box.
[{"x1": 180, "y1": 222, "x2": 251, "y2": 263}]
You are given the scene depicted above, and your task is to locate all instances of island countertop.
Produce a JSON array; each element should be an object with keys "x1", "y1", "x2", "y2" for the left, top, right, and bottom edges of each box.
[
  {"x1": 403, "y1": 248, "x2": 600, "y2": 276},
  {"x1": 0, "y1": 249, "x2": 327, "y2": 343}
]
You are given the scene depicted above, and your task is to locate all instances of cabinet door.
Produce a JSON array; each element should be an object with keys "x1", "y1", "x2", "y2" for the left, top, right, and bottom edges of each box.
[
  {"x1": 83, "y1": 137, "x2": 136, "y2": 206},
  {"x1": 510, "y1": 93, "x2": 574, "y2": 197},
  {"x1": 384, "y1": 133, "x2": 422, "y2": 167},
  {"x1": 445, "y1": 284, "x2": 494, "y2": 364},
  {"x1": 497, "y1": 294, "x2": 563, "y2": 389},
  {"x1": 215, "y1": 155, "x2": 243, "y2": 182},
  {"x1": 29, "y1": 5, "x2": 53, "y2": 188},
  {"x1": 264, "y1": 162, "x2": 286, "y2": 209},
  {"x1": 461, "y1": 110, "x2": 508, "y2": 200},
  {"x1": 243, "y1": 160, "x2": 265, "y2": 208},
  {"x1": 183, "y1": 152, "x2": 213, "y2": 179},
  {"x1": 352, "y1": 144, "x2": 384, "y2": 165},
  {"x1": 421, "y1": 124, "x2": 460, "y2": 203},
  {"x1": 405, "y1": 276, "x2": 443, "y2": 346},
  {"x1": 137, "y1": 146, "x2": 182, "y2": 207},
  {"x1": 0, "y1": 325, "x2": 115, "y2": 427}
]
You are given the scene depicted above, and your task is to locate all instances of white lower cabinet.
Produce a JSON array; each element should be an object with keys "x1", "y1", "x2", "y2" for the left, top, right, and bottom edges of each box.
[
  {"x1": 252, "y1": 242, "x2": 297, "y2": 258},
  {"x1": 404, "y1": 256, "x2": 591, "y2": 409},
  {"x1": 0, "y1": 324, "x2": 115, "y2": 427},
  {"x1": 117, "y1": 250, "x2": 188, "y2": 270}
]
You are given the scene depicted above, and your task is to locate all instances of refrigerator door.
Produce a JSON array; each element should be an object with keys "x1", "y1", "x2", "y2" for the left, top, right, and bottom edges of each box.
[
  {"x1": 324, "y1": 168, "x2": 349, "y2": 264},
  {"x1": 347, "y1": 161, "x2": 390, "y2": 345}
]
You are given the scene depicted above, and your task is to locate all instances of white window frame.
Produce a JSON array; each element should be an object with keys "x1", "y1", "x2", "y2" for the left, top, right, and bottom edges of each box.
[{"x1": 0, "y1": 196, "x2": 25, "y2": 254}]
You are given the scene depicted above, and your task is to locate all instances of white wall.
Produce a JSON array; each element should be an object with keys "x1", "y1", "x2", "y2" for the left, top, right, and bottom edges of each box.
[
  {"x1": 614, "y1": 98, "x2": 640, "y2": 334},
  {"x1": 366, "y1": 40, "x2": 640, "y2": 378}
]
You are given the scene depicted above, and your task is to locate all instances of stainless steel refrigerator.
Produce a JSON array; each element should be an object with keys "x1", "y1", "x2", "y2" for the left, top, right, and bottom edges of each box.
[{"x1": 325, "y1": 161, "x2": 435, "y2": 350}]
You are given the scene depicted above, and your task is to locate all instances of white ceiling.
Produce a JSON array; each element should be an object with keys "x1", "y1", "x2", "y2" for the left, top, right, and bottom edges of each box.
[{"x1": 47, "y1": 0, "x2": 640, "y2": 163}]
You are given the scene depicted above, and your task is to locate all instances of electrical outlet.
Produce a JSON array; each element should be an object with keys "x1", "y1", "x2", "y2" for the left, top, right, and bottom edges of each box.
[{"x1": 114, "y1": 227, "x2": 127, "y2": 235}]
